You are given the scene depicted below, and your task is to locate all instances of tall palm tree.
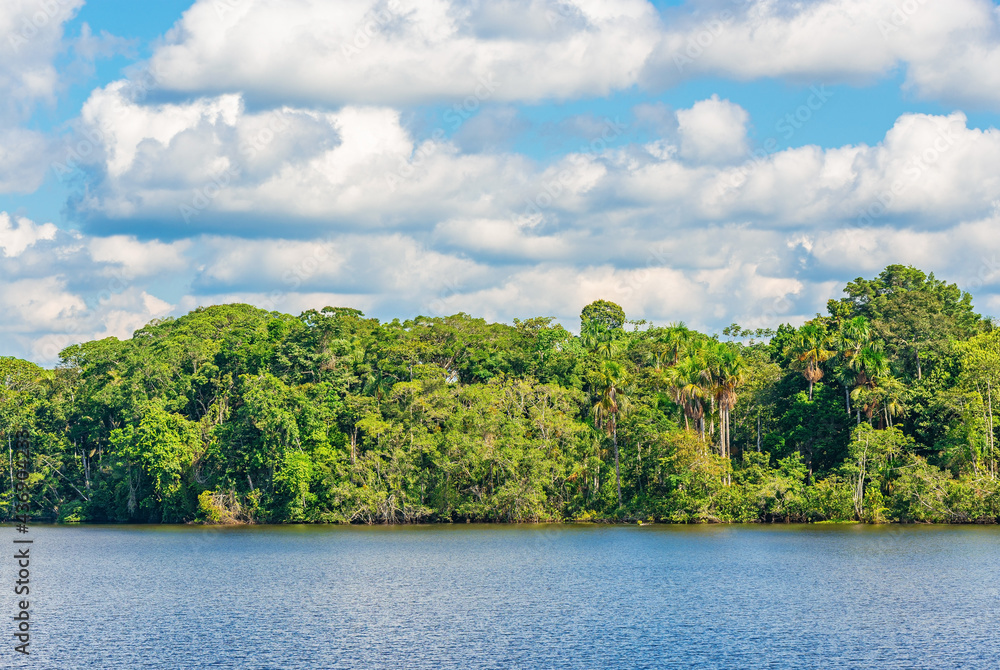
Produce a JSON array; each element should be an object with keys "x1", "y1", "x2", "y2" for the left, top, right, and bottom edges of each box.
[
  {"x1": 592, "y1": 359, "x2": 632, "y2": 508},
  {"x1": 706, "y1": 344, "x2": 746, "y2": 461},
  {"x1": 786, "y1": 324, "x2": 835, "y2": 400},
  {"x1": 837, "y1": 316, "x2": 872, "y2": 414},
  {"x1": 666, "y1": 356, "x2": 710, "y2": 440},
  {"x1": 849, "y1": 343, "x2": 892, "y2": 425},
  {"x1": 851, "y1": 342, "x2": 890, "y2": 389},
  {"x1": 661, "y1": 323, "x2": 693, "y2": 366},
  {"x1": 582, "y1": 320, "x2": 625, "y2": 361}
]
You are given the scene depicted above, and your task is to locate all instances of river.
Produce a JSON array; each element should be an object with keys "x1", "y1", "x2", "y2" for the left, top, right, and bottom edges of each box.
[{"x1": 14, "y1": 524, "x2": 1000, "y2": 668}]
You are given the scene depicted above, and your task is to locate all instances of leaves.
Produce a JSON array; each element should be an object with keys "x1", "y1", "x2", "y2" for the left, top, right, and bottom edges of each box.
[{"x1": 1, "y1": 265, "x2": 997, "y2": 525}]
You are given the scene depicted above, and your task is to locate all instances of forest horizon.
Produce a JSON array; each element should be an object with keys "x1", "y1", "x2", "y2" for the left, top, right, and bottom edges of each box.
[{"x1": 2, "y1": 264, "x2": 999, "y2": 526}]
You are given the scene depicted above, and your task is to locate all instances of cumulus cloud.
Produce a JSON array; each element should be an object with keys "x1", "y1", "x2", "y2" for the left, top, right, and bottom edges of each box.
[
  {"x1": 73, "y1": 81, "x2": 1000, "y2": 236},
  {"x1": 7, "y1": 0, "x2": 1000, "y2": 363},
  {"x1": 675, "y1": 95, "x2": 749, "y2": 164},
  {"x1": 136, "y1": 0, "x2": 1000, "y2": 109},
  {"x1": 0, "y1": 1, "x2": 84, "y2": 193},
  {"x1": 0, "y1": 211, "x2": 58, "y2": 256},
  {"x1": 71, "y1": 83, "x2": 543, "y2": 234},
  {"x1": 1, "y1": 0, "x2": 84, "y2": 119},
  {"x1": 648, "y1": 0, "x2": 1000, "y2": 109},
  {"x1": 148, "y1": 0, "x2": 660, "y2": 105},
  {"x1": 0, "y1": 213, "x2": 178, "y2": 363},
  {"x1": 0, "y1": 128, "x2": 55, "y2": 194}
]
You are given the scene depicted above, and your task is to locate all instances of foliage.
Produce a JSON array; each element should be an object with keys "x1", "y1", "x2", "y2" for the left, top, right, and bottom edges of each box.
[{"x1": 1, "y1": 265, "x2": 998, "y2": 525}]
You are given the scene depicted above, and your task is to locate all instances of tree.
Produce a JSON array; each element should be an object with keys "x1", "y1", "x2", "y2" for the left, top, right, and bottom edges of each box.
[
  {"x1": 666, "y1": 356, "x2": 709, "y2": 439},
  {"x1": 705, "y1": 343, "x2": 746, "y2": 463},
  {"x1": 2, "y1": 264, "x2": 998, "y2": 526},
  {"x1": 580, "y1": 300, "x2": 626, "y2": 333},
  {"x1": 956, "y1": 330, "x2": 1000, "y2": 478},
  {"x1": 829, "y1": 265, "x2": 985, "y2": 381},
  {"x1": 591, "y1": 360, "x2": 632, "y2": 508},
  {"x1": 785, "y1": 323, "x2": 835, "y2": 400}
]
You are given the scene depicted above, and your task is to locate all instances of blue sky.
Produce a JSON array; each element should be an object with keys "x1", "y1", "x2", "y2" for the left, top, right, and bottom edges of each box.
[{"x1": 2, "y1": 0, "x2": 1000, "y2": 363}]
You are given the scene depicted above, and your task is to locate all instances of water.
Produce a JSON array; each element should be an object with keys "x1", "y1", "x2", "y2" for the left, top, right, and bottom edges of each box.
[{"x1": 8, "y1": 524, "x2": 1000, "y2": 669}]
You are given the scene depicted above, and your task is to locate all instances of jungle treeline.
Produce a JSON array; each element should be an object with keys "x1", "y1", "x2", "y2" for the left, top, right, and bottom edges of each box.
[{"x1": 2, "y1": 265, "x2": 999, "y2": 525}]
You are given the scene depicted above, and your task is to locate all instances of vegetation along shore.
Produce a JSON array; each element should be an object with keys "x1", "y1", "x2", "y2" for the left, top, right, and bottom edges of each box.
[{"x1": 2, "y1": 265, "x2": 998, "y2": 525}]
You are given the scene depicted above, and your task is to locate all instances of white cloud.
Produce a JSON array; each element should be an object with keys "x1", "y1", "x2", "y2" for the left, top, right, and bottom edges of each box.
[
  {"x1": 0, "y1": 211, "x2": 58, "y2": 256},
  {"x1": 74, "y1": 84, "x2": 539, "y2": 230},
  {"x1": 9, "y1": 0, "x2": 1000, "y2": 359},
  {"x1": 0, "y1": 128, "x2": 54, "y2": 193},
  {"x1": 649, "y1": 0, "x2": 1000, "y2": 109},
  {"x1": 87, "y1": 235, "x2": 191, "y2": 277},
  {"x1": 1, "y1": 0, "x2": 84, "y2": 120},
  {"x1": 676, "y1": 95, "x2": 749, "y2": 164},
  {"x1": 148, "y1": 0, "x2": 660, "y2": 105},
  {"x1": 0, "y1": 213, "x2": 179, "y2": 363},
  {"x1": 132, "y1": 0, "x2": 1000, "y2": 109},
  {"x1": 72, "y1": 88, "x2": 1000, "y2": 248}
]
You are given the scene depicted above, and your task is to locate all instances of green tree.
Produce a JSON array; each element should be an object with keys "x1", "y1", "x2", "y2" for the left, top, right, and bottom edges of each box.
[{"x1": 785, "y1": 323, "x2": 835, "y2": 400}]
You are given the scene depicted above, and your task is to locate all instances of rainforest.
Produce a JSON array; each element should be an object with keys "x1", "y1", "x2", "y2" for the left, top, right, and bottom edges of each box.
[{"x1": 2, "y1": 264, "x2": 998, "y2": 525}]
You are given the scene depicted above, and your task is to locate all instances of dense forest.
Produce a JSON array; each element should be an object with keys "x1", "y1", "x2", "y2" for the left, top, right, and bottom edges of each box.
[{"x1": 2, "y1": 265, "x2": 999, "y2": 525}]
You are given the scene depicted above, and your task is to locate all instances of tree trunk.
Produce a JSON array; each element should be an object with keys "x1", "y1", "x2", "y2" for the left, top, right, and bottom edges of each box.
[
  {"x1": 756, "y1": 414, "x2": 761, "y2": 453},
  {"x1": 7, "y1": 434, "x2": 13, "y2": 501},
  {"x1": 612, "y1": 424, "x2": 622, "y2": 508},
  {"x1": 986, "y1": 382, "x2": 997, "y2": 479},
  {"x1": 637, "y1": 442, "x2": 641, "y2": 492},
  {"x1": 845, "y1": 386, "x2": 851, "y2": 414},
  {"x1": 854, "y1": 439, "x2": 868, "y2": 520}
]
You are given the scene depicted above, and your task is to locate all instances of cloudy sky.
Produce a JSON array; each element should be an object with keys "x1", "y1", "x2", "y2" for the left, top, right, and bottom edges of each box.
[{"x1": 2, "y1": 0, "x2": 1000, "y2": 364}]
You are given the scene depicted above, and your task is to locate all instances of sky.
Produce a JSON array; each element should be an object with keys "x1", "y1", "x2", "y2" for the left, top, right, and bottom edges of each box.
[{"x1": 2, "y1": 0, "x2": 1000, "y2": 364}]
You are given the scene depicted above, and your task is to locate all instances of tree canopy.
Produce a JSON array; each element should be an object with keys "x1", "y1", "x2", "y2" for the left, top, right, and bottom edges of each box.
[{"x1": 2, "y1": 266, "x2": 998, "y2": 525}]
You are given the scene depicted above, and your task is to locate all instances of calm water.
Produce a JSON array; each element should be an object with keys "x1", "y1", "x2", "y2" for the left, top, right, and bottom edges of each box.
[{"x1": 7, "y1": 524, "x2": 1000, "y2": 668}]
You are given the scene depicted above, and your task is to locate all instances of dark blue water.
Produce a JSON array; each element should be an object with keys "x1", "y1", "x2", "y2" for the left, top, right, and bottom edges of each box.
[{"x1": 7, "y1": 524, "x2": 1000, "y2": 669}]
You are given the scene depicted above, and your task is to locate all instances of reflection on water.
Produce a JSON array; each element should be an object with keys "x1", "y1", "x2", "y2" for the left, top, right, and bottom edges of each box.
[{"x1": 21, "y1": 524, "x2": 1000, "y2": 669}]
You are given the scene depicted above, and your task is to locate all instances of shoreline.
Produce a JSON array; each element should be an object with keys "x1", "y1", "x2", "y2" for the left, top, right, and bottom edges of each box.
[{"x1": 5, "y1": 518, "x2": 999, "y2": 527}]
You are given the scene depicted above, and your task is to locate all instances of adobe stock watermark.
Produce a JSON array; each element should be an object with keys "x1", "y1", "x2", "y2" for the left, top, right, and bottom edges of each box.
[
  {"x1": 673, "y1": 11, "x2": 735, "y2": 73},
  {"x1": 672, "y1": 0, "x2": 761, "y2": 73},
  {"x1": 545, "y1": 1, "x2": 578, "y2": 27},
  {"x1": 427, "y1": 275, "x2": 465, "y2": 316},
  {"x1": 855, "y1": 118, "x2": 965, "y2": 226},
  {"x1": 213, "y1": 0, "x2": 248, "y2": 20},
  {"x1": 877, "y1": 0, "x2": 928, "y2": 38},
  {"x1": 6, "y1": 0, "x2": 75, "y2": 54},
  {"x1": 517, "y1": 116, "x2": 627, "y2": 221},
  {"x1": 51, "y1": 65, "x2": 161, "y2": 183},
  {"x1": 11, "y1": 431, "x2": 34, "y2": 656},
  {"x1": 254, "y1": 237, "x2": 341, "y2": 313},
  {"x1": 179, "y1": 110, "x2": 292, "y2": 223},
  {"x1": 385, "y1": 73, "x2": 501, "y2": 192},
  {"x1": 340, "y1": 0, "x2": 402, "y2": 60},
  {"x1": 963, "y1": 255, "x2": 1000, "y2": 295},
  {"x1": 722, "y1": 84, "x2": 834, "y2": 193},
  {"x1": 606, "y1": 242, "x2": 672, "y2": 301}
]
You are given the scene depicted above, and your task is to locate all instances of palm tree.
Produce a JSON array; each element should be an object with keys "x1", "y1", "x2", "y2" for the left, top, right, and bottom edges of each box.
[
  {"x1": 786, "y1": 324, "x2": 835, "y2": 400},
  {"x1": 851, "y1": 342, "x2": 890, "y2": 388},
  {"x1": 837, "y1": 316, "x2": 872, "y2": 414},
  {"x1": 666, "y1": 356, "x2": 710, "y2": 440},
  {"x1": 661, "y1": 323, "x2": 693, "y2": 366},
  {"x1": 706, "y1": 343, "x2": 746, "y2": 461},
  {"x1": 849, "y1": 343, "x2": 893, "y2": 425},
  {"x1": 582, "y1": 320, "x2": 625, "y2": 361},
  {"x1": 592, "y1": 359, "x2": 632, "y2": 508}
]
